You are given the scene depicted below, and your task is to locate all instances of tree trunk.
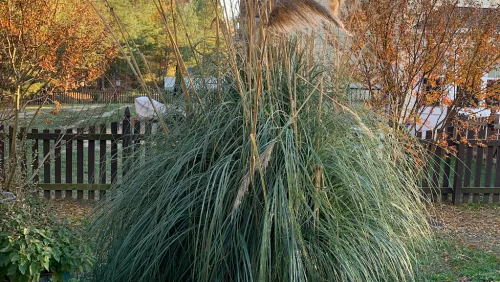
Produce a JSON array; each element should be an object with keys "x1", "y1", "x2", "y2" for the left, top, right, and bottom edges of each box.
[
  {"x1": 101, "y1": 74, "x2": 105, "y2": 90},
  {"x1": 4, "y1": 85, "x2": 21, "y2": 190}
]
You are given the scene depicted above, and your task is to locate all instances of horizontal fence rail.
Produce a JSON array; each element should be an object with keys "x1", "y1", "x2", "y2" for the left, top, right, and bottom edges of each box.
[{"x1": 0, "y1": 107, "x2": 159, "y2": 200}]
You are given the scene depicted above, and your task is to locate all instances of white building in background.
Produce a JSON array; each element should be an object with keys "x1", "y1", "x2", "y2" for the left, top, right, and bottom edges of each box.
[
  {"x1": 415, "y1": 67, "x2": 499, "y2": 136},
  {"x1": 163, "y1": 76, "x2": 218, "y2": 91}
]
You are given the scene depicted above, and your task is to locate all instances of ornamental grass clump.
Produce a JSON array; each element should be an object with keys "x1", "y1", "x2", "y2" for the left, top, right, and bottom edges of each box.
[
  {"x1": 90, "y1": 47, "x2": 431, "y2": 282},
  {"x1": 90, "y1": 0, "x2": 431, "y2": 280}
]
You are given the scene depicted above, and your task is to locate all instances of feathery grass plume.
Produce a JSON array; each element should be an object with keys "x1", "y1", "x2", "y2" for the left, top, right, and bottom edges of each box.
[
  {"x1": 90, "y1": 42, "x2": 431, "y2": 280},
  {"x1": 232, "y1": 142, "x2": 274, "y2": 218},
  {"x1": 267, "y1": 0, "x2": 349, "y2": 34},
  {"x1": 328, "y1": 0, "x2": 344, "y2": 17},
  {"x1": 329, "y1": 0, "x2": 344, "y2": 16}
]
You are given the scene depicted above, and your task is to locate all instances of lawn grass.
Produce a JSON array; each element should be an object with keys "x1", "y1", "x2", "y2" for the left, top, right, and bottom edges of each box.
[
  {"x1": 455, "y1": 202, "x2": 500, "y2": 211},
  {"x1": 417, "y1": 238, "x2": 500, "y2": 281},
  {"x1": 17, "y1": 103, "x2": 134, "y2": 130}
]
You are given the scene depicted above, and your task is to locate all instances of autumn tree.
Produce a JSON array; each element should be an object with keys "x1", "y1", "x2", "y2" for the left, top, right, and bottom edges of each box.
[
  {"x1": 0, "y1": 0, "x2": 115, "y2": 189},
  {"x1": 0, "y1": 0, "x2": 115, "y2": 105},
  {"x1": 346, "y1": 0, "x2": 500, "y2": 138}
]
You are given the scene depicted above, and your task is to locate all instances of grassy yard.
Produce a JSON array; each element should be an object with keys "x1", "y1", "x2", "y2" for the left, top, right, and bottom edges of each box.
[
  {"x1": 416, "y1": 204, "x2": 500, "y2": 281},
  {"x1": 17, "y1": 103, "x2": 135, "y2": 130},
  {"x1": 418, "y1": 238, "x2": 500, "y2": 281}
]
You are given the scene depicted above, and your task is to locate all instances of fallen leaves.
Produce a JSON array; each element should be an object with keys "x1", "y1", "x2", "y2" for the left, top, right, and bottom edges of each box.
[
  {"x1": 44, "y1": 199, "x2": 95, "y2": 228},
  {"x1": 429, "y1": 203, "x2": 500, "y2": 255}
]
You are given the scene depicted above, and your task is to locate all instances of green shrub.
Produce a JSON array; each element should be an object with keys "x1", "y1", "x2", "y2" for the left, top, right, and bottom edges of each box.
[{"x1": 0, "y1": 200, "x2": 94, "y2": 282}]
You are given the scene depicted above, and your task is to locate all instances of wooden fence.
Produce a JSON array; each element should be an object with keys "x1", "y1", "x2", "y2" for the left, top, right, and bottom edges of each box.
[
  {"x1": 27, "y1": 91, "x2": 167, "y2": 105},
  {"x1": 0, "y1": 107, "x2": 158, "y2": 200},
  {"x1": 419, "y1": 126, "x2": 500, "y2": 204},
  {"x1": 1, "y1": 107, "x2": 500, "y2": 203}
]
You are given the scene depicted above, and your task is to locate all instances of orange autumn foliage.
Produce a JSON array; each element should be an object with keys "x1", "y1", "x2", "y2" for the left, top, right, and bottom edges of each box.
[
  {"x1": 0, "y1": 0, "x2": 116, "y2": 99},
  {"x1": 345, "y1": 0, "x2": 500, "y2": 140}
]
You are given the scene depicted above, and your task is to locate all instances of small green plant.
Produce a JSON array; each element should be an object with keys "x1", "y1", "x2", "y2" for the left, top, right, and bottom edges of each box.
[{"x1": 0, "y1": 201, "x2": 94, "y2": 282}]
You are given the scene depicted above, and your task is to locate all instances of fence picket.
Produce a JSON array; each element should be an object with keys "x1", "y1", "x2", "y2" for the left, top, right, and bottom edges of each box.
[
  {"x1": 100, "y1": 124, "x2": 107, "y2": 199},
  {"x1": 19, "y1": 127, "x2": 27, "y2": 176},
  {"x1": 66, "y1": 129, "x2": 73, "y2": 199},
  {"x1": 32, "y1": 129, "x2": 39, "y2": 183},
  {"x1": 43, "y1": 129, "x2": 51, "y2": 199},
  {"x1": 111, "y1": 122, "x2": 118, "y2": 184},
  {"x1": 453, "y1": 142, "x2": 465, "y2": 204},
  {"x1": 77, "y1": 128, "x2": 84, "y2": 199},
  {"x1": 54, "y1": 129, "x2": 62, "y2": 199},
  {"x1": 473, "y1": 129, "x2": 486, "y2": 203},
  {"x1": 441, "y1": 153, "x2": 452, "y2": 202},
  {"x1": 431, "y1": 146, "x2": 442, "y2": 201},
  {"x1": 134, "y1": 120, "x2": 141, "y2": 162},
  {"x1": 462, "y1": 130, "x2": 475, "y2": 204},
  {"x1": 422, "y1": 131, "x2": 433, "y2": 188},
  {"x1": 123, "y1": 108, "x2": 132, "y2": 177},
  {"x1": 483, "y1": 145, "x2": 495, "y2": 203},
  {"x1": 88, "y1": 126, "x2": 96, "y2": 200},
  {"x1": 494, "y1": 144, "x2": 500, "y2": 203}
]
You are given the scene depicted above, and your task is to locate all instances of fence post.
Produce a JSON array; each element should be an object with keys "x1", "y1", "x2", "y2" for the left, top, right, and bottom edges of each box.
[
  {"x1": 134, "y1": 119, "x2": 141, "y2": 154},
  {"x1": 453, "y1": 139, "x2": 465, "y2": 205},
  {"x1": 122, "y1": 107, "x2": 132, "y2": 177}
]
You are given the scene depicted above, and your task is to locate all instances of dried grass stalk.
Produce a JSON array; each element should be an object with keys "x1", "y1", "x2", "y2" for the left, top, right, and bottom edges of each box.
[
  {"x1": 267, "y1": 0, "x2": 349, "y2": 34},
  {"x1": 329, "y1": 0, "x2": 344, "y2": 16},
  {"x1": 232, "y1": 143, "x2": 275, "y2": 217}
]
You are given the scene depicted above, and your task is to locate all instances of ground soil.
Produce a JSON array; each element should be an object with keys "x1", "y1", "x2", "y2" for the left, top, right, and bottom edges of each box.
[
  {"x1": 429, "y1": 203, "x2": 500, "y2": 255},
  {"x1": 45, "y1": 199, "x2": 96, "y2": 228}
]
